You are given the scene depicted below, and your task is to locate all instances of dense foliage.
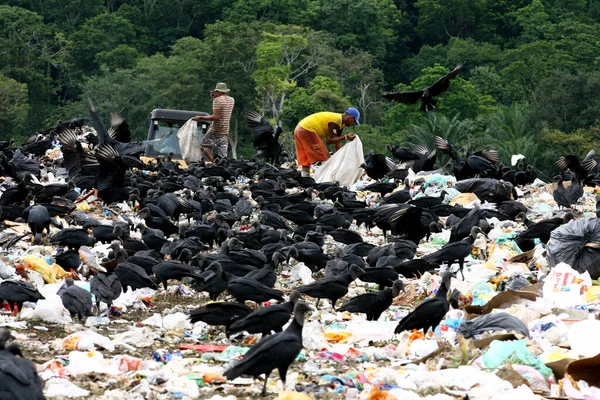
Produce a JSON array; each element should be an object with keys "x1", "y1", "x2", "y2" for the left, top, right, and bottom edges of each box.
[{"x1": 1, "y1": 0, "x2": 599, "y2": 176}]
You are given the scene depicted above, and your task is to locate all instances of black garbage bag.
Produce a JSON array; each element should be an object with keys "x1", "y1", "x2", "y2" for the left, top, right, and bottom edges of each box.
[
  {"x1": 458, "y1": 312, "x2": 530, "y2": 339},
  {"x1": 547, "y1": 218, "x2": 600, "y2": 279},
  {"x1": 504, "y1": 274, "x2": 530, "y2": 291},
  {"x1": 454, "y1": 178, "x2": 514, "y2": 202}
]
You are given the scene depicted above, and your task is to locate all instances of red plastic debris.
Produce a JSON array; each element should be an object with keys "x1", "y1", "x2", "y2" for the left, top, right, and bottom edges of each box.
[{"x1": 177, "y1": 344, "x2": 229, "y2": 352}]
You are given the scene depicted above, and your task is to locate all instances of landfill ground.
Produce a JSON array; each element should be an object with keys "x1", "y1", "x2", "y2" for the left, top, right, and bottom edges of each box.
[
  {"x1": 14, "y1": 291, "x2": 364, "y2": 399},
  {"x1": 2, "y1": 159, "x2": 600, "y2": 399}
]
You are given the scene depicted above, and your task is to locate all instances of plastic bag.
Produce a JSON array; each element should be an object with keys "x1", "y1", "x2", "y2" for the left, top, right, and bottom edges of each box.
[
  {"x1": 542, "y1": 262, "x2": 591, "y2": 308},
  {"x1": 44, "y1": 379, "x2": 90, "y2": 397},
  {"x1": 480, "y1": 340, "x2": 552, "y2": 378},
  {"x1": 313, "y1": 136, "x2": 365, "y2": 186},
  {"x1": 33, "y1": 299, "x2": 72, "y2": 324},
  {"x1": 0, "y1": 260, "x2": 16, "y2": 279},
  {"x1": 458, "y1": 312, "x2": 530, "y2": 339},
  {"x1": 66, "y1": 351, "x2": 120, "y2": 376},
  {"x1": 62, "y1": 331, "x2": 115, "y2": 351},
  {"x1": 176, "y1": 119, "x2": 203, "y2": 163},
  {"x1": 163, "y1": 312, "x2": 192, "y2": 330},
  {"x1": 568, "y1": 320, "x2": 600, "y2": 357},
  {"x1": 20, "y1": 256, "x2": 70, "y2": 283},
  {"x1": 504, "y1": 274, "x2": 530, "y2": 291},
  {"x1": 547, "y1": 218, "x2": 600, "y2": 279}
]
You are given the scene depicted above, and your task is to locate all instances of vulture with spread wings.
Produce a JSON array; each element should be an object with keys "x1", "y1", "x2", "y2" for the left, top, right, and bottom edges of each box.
[
  {"x1": 245, "y1": 111, "x2": 284, "y2": 164},
  {"x1": 381, "y1": 62, "x2": 465, "y2": 112}
]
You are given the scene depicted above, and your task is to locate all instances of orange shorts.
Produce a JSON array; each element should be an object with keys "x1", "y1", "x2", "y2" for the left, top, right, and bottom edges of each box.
[{"x1": 294, "y1": 125, "x2": 329, "y2": 167}]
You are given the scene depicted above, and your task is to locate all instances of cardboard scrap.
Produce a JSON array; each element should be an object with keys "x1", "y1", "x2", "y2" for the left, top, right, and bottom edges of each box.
[
  {"x1": 565, "y1": 353, "x2": 600, "y2": 387},
  {"x1": 464, "y1": 290, "x2": 539, "y2": 316}
]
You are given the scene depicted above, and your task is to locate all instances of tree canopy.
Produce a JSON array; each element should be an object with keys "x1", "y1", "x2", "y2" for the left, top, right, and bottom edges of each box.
[{"x1": 0, "y1": 0, "x2": 598, "y2": 175}]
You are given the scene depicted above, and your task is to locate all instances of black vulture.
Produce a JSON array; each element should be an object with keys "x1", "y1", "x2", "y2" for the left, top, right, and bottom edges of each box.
[
  {"x1": 152, "y1": 258, "x2": 202, "y2": 294},
  {"x1": 94, "y1": 144, "x2": 129, "y2": 204},
  {"x1": 395, "y1": 258, "x2": 439, "y2": 278},
  {"x1": 245, "y1": 111, "x2": 283, "y2": 164},
  {"x1": 288, "y1": 243, "x2": 331, "y2": 272},
  {"x1": 114, "y1": 250, "x2": 158, "y2": 292},
  {"x1": 50, "y1": 228, "x2": 97, "y2": 251},
  {"x1": 423, "y1": 226, "x2": 483, "y2": 279},
  {"x1": 227, "y1": 238, "x2": 268, "y2": 268},
  {"x1": 223, "y1": 302, "x2": 313, "y2": 395},
  {"x1": 0, "y1": 281, "x2": 44, "y2": 316},
  {"x1": 359, "y1": 266, "x2": 399, "y2": 289},
  {"x1": 188, "y1": 302, "x2": 253, "y2": 337},
  {"x1": 328, "y1": 228, "x2": 363, "y2": 245},
  {"x1": 0, "y1": 328, "x2": 45, "y2": 400},
  {"x1": 54, "y1": 249, "x2": 81, "y2": 272},
  {"x1": 244, "y1": 252, "x2": 285, "y2": 288},
  {"x1": 259, "y1": 210, "x2": 290, "y2": 230},
  {"x1": 27, "y1": 205, "x2": 50, "y2": 244},
  {"x1": 390, "y1": 205, "x2": 440, "y2": 245},
  {"x1": 361, "y1": 150, "x2": 395, "y2": 180},
  {"x1": 381, "y1": 62, "x2": 464, "y2": 112},
  {"x1": 515, "y1": 213, "x2": 575, "y2": 251},
  {"x1": 386, "y1": 144, "x2": 421, "y2": 162},
  {"x1": 434, "y1": 136, "x2": 499, "y2": 179},
  {"x1": 224, "y1": 265, "x2": 285, "y2": 304},
  {"x1": 395, "y1": 272, "x2": 452, "y2": 334},
  {"x1": 191, "y1": 262, "x2": 229, "y2": 301},
  {"x1": 90, "y1": 274, "x2": 122, "y2": 317},
  {"x1": 92, "y1": 224, "x2": 124, "y2": 244},
  {"x1": 229, "y1": 290, "x2": 301, "y2": 337},
  {"x1": 553, "y1": 175, "x2": 583, "y2": 209},
  {"x1": 339, "y1": 280, "x2": 404, "y2": 321},
  {"x1": 297, "y1": 264, "x2": 364, "y2": 309},
  {"x1": 60, "y1": 278, "x2": 93, "y2": 322},
  {"x1": 324, "y1": 248, "x2": 349, "y2": 278}
]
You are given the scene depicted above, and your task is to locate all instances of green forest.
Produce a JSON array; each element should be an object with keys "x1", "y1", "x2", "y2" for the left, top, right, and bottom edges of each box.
[{"x1": 2, "y1": 0, "x2": 600, "y2": 176}]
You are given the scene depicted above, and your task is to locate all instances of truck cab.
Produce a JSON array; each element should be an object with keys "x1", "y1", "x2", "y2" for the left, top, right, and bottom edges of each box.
[{"x1": 144, "y1": 108, "x2": 211, "y2": 160}]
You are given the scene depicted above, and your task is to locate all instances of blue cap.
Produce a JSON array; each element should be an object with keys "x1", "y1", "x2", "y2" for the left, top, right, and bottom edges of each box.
[{"x1": 345, "y1": 107, "x2": 360, "y2": 125}]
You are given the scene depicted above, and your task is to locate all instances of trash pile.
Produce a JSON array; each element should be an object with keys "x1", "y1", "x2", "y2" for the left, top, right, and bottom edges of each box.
[{"x1": 0, "y1": 125, "x2": 600, "y2": 400}]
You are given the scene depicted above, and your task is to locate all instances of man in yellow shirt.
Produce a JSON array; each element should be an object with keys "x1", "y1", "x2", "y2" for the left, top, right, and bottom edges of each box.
[{"x1": 294, "y1": 108, "x2": 360, "y2": 177}]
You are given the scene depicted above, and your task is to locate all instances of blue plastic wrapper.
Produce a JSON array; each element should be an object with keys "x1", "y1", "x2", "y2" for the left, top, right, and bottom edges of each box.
[{"x1": 153, "y1": 351, "x2": 182, "y2": 363}]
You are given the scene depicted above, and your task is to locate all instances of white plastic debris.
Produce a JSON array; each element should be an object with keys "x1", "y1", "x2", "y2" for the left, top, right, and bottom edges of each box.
[
  {"x1": 165, "y1": 376, "x2": 200, "y2": 398},
  {"x1": 98, "y1": 390, "x2": 145, "y2": 400},
  {"x1": 302, "y1": 321, "x2": 329, "y2": 350},
  {"x1": 542, "y1": 262, "x2": 592, "y2": 308},
  {"x1": 290, "y1": 262, "x2": 314, "y2": 284},
  {"x1": 45, "y1": 378, "x2": 90, "y2": 398},
  {"x1": 568, "y1": 319, "x2": 600, "y2": 357},
  {"x1": 66, "y1": 351, "x2": 120, "y2": 376},
  {"x1": 32, "y1": 299, "x2": 72, "y2": 324},
  {"x1": 344, "y1": 320, "x2": 397, "y2": 345},
  {"x1": 142, "y1": 313, "x2": 164, "y2": 328},
  {"x1": 61, "y1": 330, "x2": 115, "y2": 351},
  {"x1": 112, "y1": 327, "x2": 159, "y2": 348},
  {"x1": 408, "y1": 338, "x2": 439, "y2": 358},
  {"x1": 163, "y1": 312, "x2": 192, "y2": 330},
  {"x1": 0, "y1": 260, "x2": 16, "y2": 279}
]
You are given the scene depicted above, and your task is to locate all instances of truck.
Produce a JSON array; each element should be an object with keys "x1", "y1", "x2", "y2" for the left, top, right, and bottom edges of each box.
[{"x1": 143, "y1": 108, "x2": 210, "y2": 165}]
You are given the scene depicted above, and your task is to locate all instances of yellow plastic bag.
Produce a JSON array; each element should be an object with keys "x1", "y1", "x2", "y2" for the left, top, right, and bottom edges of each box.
[
  {"x1": 449, "y1": 192, "x2": 479, "y2": 206},
  {"x1": 21, "y1": 256, "x2": 70, "y2": 283},
  {"x1": 585, "y1": 286, "x2": 600, "y2": 303},
  {"x1": 324, "y1": 331, "x2": 351, "y2": 343},
  {"x1": 76, "y1": 201, "x2": 91, "y2": 211},
  {"x1": 275, "y1": 392, "x2": 313, "y2": 400}
]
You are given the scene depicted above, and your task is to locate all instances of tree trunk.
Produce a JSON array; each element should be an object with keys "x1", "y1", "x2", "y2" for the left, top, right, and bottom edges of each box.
[{"x1": 229, "y1": 117, "x2": 238, "y2": 159}]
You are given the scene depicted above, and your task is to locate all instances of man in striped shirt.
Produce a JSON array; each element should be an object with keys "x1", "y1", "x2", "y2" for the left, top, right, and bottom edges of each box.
[{"x1": 193, "y1": 82, "x2": 235, "y2": 162}]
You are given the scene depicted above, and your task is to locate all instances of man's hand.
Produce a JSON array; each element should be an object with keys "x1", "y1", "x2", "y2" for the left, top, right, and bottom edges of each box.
[
  {"x1": 346, "y1": 134, "x2": 356, "y2": 141},
  {"x1": 192, "y1": 116, "x2": 202, "y2": 121}
]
